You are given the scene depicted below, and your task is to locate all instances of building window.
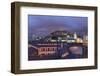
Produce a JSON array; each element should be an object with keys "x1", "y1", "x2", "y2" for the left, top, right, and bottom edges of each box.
[{"x1": 48, "y1": 48, "x2": 49, "y2": 51}]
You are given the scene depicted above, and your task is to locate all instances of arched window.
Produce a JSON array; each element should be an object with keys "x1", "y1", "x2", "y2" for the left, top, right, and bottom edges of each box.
[
  {"x1": 42, "y1": 48, "x2": 45, "y2": 51},
  {"x1": 48, "y1": 48, "x2": 49, "y2": 51},
  {"x1": 52, "y1": 48, "x2": 54, "y2": 51}
]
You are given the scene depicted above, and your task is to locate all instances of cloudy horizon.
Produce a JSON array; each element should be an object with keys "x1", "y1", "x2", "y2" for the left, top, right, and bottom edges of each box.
[{"x1": 28, "y1": 15, "x2": 88, "y2": 41}]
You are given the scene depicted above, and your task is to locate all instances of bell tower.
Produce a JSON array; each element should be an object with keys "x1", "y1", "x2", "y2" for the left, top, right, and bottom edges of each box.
[{"x1": 74, "y1": 32, "x2": 77, "y2": 39}]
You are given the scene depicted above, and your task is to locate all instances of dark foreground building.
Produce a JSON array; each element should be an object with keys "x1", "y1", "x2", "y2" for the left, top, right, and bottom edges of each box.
[{"x1": 28, "y1": 41, "x2": 87, "y2": 60}]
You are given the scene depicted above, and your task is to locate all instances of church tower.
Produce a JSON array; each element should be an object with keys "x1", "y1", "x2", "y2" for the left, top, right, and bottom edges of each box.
[{"x1": 74, "y1": 32, "x2": 77, "y2": 39}]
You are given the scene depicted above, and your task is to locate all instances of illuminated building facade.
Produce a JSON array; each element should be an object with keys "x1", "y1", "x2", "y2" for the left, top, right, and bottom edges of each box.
[
  {"x1": 28, "y1": 30, "x2": 88, "y2": 60},
  {"x1": 42, "y1": 30, "x2": 83, "y2": 43}
]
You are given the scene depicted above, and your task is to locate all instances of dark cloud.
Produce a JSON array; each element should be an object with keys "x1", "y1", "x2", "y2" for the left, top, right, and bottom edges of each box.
[{"x1": 28, "y1": 15, "x2": 88, "y2": 40}]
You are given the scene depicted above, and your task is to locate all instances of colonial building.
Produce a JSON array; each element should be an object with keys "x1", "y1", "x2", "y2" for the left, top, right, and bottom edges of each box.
[{"x1": 28, "y1": 42, "x2": 61, "y2": 57}]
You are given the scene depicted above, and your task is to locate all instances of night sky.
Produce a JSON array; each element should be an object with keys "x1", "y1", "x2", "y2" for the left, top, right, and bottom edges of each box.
[{"x1": 28, "y1": 15, "x2": 88, "y2": 41}]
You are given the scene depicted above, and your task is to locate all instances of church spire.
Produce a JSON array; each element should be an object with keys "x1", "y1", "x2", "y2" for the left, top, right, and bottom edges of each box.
[{"x1": 74, "y1": 32, "x2": 77, "y2": 39}]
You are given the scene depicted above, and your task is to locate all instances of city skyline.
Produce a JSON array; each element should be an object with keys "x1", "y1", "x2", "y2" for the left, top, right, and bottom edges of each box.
[
  {"x1": 28, "y1": 15, "x2": 88, "y2": 41},
  {"x1": 28, "y1": 15, "x2": 88, "y2": 60}
]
